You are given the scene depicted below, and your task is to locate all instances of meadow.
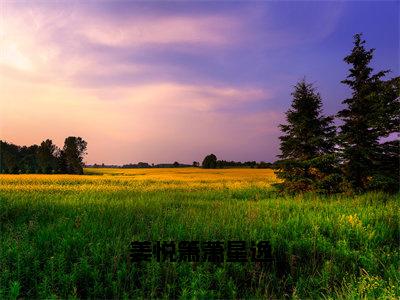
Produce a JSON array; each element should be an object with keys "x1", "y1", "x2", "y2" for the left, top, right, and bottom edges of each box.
[{"x1": 0, "y1": 168, "x2": 399, "y2": 299}]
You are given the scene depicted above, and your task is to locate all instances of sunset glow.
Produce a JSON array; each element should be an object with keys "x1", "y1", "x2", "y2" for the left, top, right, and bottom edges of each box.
[{"x1": 1, "y1": 1, "x2": 398, "y2": 164}]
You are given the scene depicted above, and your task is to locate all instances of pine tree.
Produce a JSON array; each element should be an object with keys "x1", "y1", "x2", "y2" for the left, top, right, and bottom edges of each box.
[
  {"x1": 277, "y1": 79, "x2": 338, "y2": 192},
  {"x1": 337, "y1": 33, "x2": 390, "y2": 191},
  {"x1": 367, "y1": 76, "x2": 399, "y2": 192},
  {"x1": 279, "y1": 79, "x2": 336, "y2": 160}
]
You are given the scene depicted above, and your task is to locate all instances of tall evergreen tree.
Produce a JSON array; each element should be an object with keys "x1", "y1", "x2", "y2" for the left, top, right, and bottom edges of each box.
[
  {"x1": 279, "y1": 79, "x2": 336, "y2": 160},
  {"x1": 365, "y1": 76, "x2": 399, "y2": 192},
  {"x1": 370, "y1": 77, "x2": 400, "y2": 137},
  {"x1": 337, "y1": 33, "x2": 391, "y2": 191},
  {"x1": 277, "y1": 79, "x2": 338, "y2": 192}
]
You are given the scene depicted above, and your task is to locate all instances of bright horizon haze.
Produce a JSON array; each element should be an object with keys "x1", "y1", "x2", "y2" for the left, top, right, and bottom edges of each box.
[{"x1": 1, "y1": 1, "x2": 398, "y2": 165}]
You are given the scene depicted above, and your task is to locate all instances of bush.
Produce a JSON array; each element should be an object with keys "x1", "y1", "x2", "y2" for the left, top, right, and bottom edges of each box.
[
  {"x1": 275, "y1": 154, "x2": 344, "y2": 194},
  {"x1": 315, "y1": 173, "x2": 345, "y2": 194},
  {"x1": 367, "y1": 174, "x2": 399, "y2": 193}
]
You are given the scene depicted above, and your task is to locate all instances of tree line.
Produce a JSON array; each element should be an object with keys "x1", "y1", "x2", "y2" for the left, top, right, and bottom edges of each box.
[
  {"x1": 201, "y1": 154, "x2": 272, "y2": 169},
  {"x1": 88, "y1": 159, "x2": 272, "y2": 169},
  {"x1": 0, "y1": 137, "x2": 87, "y2": 174},
  {"x1": 275, "y1": 33, "x2": 399, "y2": 193},
  {"x1": 89, "y1": 162, "x2": 194, "y2": 168}
]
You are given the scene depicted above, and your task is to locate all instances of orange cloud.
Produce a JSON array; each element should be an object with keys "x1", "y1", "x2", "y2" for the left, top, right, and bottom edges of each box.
[{"x1": 79, "y1": 15, "x2": 240, "y2": 47}]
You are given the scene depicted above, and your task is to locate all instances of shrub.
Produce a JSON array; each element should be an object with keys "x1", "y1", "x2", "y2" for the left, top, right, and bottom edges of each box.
[
  {"x1": 367, "y1": 174, "x2": 399, "y2": 193},
  {"x1": 275, "y1": 154, "x2": 344, "y2": 194}
]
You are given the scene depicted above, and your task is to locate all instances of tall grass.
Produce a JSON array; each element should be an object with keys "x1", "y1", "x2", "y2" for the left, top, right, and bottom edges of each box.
[{"x1": 0, "y1": 168, "x2": 398, "y2": 298}]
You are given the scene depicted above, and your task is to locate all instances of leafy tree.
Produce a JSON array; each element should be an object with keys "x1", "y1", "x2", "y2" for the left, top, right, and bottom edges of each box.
[
  {"x1": 202, "y1": 154, "x2": 217, "y2": 169},
  {"x1": 37, "y1": 139, "x2": 58, "y2": 173},
  {"x1": 337, "y1": 33, "x2": 393, "y2": 191},
  {"x1": 0, "y1": 141, "x2": 19, "y2": 173},
  {"x1": 20, "y1": 145, "x2": 39, "y2": 173},
  {"x1": 277, "y1": 79, "x2": 338, "y2": 192},
  {"x1": 56, "y1": 150, "x2": 68, "y2": 174},
  {"x1": 173, "y1": 161, "x2": 179, "y2": 167},
  {"x1": 1, "y1": 137, "x2": 88, "y2": 174},
  {"x1": 192, "y1": 161, "x2": 200, "y2": 167},
  {"x1": 62, "y1": 136, "x2": 87, "y2": 174},
  {"x1": 0, "y1": 141, "x2": 39, "y2": 173}
]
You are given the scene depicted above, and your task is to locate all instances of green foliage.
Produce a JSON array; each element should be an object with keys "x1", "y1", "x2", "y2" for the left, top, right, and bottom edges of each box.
[
  {"x1": 275, "y1": 154, "x2": 344, "y2": 194},
  {"x1": 368, "y1": 76, "x2": 400, "y2": 137},
  {"x1": 0, "y1": 137, "x2": 87, "y2": 175},
  {"x1": 337, "y1": 33, "x2": 397, "y2": 191},
  {"x1": 62, "y1": 137, "x2": 87, "y2": 174},
  {"x1": 367, "y1": 174, "x2": 399, "y2": 193},
  {"x1": 0, "y1": 187, "x2": 398, "y2": 298},
  {"x1": 0, "y1": 141, "x2": 19, "y2": 173},
  {"x1": 277, "y1": 34, "x2": 399, "y2": 194},
  {"x1": 37, "y1": 139, "x2": 58, "y2": 173},
  {"x1": 369, "y1": 140, "x2": 400, "y2": 193},
  {"x1": 277, "y1": 80, "x2": 338, "y2": 193},
  {"x1": 279, "y1": 79, "x2": 336, "y2": 161}
]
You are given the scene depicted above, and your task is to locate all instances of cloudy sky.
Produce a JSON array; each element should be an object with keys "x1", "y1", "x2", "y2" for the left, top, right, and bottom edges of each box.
[{"x1": 1, "y1": 1, "x2": 398, "y2": 164}]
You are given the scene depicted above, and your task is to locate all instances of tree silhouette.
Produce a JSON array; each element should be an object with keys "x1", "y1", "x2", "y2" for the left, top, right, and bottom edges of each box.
[
  {"x1": 0, "y1": 141, "x2": 19, "y2": 174},
  {"x1": 202, "y1": 154, "x2": 217, "y2": 169},
  {"x1": 337, "y1": 33, "x2": 391, "y2": 191},
  {"x1": 62, "y1": 137, "x2": 87, "y2": 174},
  {"x1": 37, "y1": 139, "x2": 58, "y2": 173}
]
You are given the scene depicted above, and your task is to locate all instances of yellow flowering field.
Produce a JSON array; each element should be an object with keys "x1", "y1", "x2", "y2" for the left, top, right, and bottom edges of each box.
[{"x1": 0, "y1": 167, "x2": 278, "y2": 192}]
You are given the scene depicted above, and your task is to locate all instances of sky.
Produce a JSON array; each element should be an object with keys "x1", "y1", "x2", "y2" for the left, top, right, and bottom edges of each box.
[{"x1": 0, "y1": 1, "x2": 398, "y2": 165}]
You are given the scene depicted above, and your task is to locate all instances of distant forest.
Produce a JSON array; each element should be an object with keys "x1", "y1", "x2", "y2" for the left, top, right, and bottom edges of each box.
[
  {"x1": 88, "y1": 159, "x2": 273, "y2": 169},
  {"x1": 0, "y1": 138, "x2": 273, "y2": 174},
  {"x1": 0, "y1": 137, "x2": 87, "y2": 174}
]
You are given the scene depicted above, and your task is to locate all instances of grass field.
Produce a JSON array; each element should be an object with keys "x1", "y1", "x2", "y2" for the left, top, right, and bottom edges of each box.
[{"x1": 0, "y1": 168, "x2": 399, "y2": 299}]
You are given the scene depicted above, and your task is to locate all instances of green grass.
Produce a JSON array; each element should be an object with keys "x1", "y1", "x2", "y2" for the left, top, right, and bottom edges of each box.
[{"x1": 0, "y1": 173, "x2": 399, "y2": 298}]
